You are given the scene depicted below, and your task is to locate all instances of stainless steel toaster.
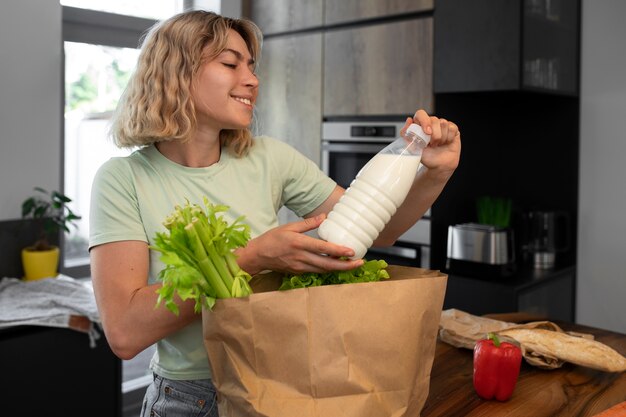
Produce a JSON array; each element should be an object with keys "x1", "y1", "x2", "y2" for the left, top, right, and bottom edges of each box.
[{"x1": 446, "y1": 223, "x2": 516, "y2": 277}]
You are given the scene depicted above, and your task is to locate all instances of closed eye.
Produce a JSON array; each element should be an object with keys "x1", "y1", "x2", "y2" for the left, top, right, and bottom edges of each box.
[{"x1": 223, "y1": 63, "x2": 237, "y2": 69}]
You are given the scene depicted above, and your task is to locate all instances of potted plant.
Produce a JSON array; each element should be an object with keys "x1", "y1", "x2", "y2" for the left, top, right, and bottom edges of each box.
[
  {"x1": 476, "y1": 196, "x2": 512, "y2": 228},
  {"x1": 20, "y1": 187, "x2": 81, "y2": 280}
]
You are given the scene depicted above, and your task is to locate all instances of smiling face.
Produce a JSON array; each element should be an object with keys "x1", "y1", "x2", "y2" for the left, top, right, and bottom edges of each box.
[{"x1": 192, "y1": 29, "x2": 259, "y2": 132}]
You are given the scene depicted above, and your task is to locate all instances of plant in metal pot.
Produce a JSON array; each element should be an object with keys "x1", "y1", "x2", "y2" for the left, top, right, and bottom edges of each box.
[{"x1": 20, "y1": 187, "x2": 81, "y2": 280}]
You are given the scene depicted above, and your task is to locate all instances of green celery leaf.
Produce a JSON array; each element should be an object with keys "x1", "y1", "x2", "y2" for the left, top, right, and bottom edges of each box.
[{"x1": 279, "y1": 259, "x2": 390, "y2": 291}]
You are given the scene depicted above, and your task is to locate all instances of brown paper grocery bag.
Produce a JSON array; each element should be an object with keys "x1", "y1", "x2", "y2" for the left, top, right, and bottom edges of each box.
[{"x1": 202, "y1": 265, "x2": 447, "y2": 417}]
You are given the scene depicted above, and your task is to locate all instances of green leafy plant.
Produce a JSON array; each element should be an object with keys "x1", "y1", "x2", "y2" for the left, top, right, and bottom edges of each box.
[
  {"x1": 476, "y1": 196, "x2": 512, "y2": 228},
  {"x1": 21, "y1": 187, "x2": 81, "y2": 251},
  {"x1": 151, "y1": 198, "x2": 253, "y2": 314},
  {"x1": 279, "y1": 259, "x2": 390, "y2": 290}
]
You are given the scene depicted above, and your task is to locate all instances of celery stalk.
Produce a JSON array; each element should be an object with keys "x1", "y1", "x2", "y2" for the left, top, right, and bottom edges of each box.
[
  {"x1": 151, "y1": 198, "x2": 253, "y2": 314},
  {"x1": 192, "y1": 217, "x2": 235, "y2": 292},
  {"x1": 225, "y1": 252, "x2": 253, "y2": 297},
  {"x1": 225, "y1": 253, "x2": 244, "y2": 277},
  {"x1": 184, "y1": 222, "x2": 231, "y2": 300}
]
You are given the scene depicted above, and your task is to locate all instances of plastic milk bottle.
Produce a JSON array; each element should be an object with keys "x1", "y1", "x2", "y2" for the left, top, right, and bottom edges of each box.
[{"x1": 318, "y1": 123, "x2": 431, "y2": 259}]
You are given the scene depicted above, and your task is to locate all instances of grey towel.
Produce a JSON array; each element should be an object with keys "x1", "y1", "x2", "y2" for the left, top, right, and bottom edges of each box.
[{"x1": 0, "y1": 275, "x2": 101, "y2": 347}]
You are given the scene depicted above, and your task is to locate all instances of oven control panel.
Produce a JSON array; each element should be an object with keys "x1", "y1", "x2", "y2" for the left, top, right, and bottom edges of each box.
[{"x1": 322, "y1": 121, "x2": 405, "y2": 143}]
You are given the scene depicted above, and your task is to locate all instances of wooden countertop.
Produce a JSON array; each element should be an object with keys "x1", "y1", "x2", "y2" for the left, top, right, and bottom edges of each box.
[{"x1": 422, "y1": 313, "x2": 626, "y2": 417}]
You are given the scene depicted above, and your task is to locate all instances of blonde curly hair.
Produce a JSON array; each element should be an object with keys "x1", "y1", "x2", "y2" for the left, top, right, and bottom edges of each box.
[{"x1": 109, "y1": 10, "x2": 262, "y2": 156}]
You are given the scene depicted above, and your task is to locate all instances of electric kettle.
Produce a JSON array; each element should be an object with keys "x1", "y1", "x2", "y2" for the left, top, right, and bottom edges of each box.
[{"x1": 523, "y1": 210, "x2": 571, "y2": 269}]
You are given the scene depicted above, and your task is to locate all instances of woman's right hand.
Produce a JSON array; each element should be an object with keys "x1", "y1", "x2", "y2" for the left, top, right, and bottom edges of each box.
[{"x1": 234, "y1": 214, "x2": 364, "y2": 276}]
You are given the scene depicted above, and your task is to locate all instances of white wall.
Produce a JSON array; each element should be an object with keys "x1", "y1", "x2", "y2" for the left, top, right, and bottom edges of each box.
[
  {"x1": 577, "y1": 0, "x2": 626, "y2": 333},
  {"x1": 0, "y1": 0, "x2": 62, "y2": 221}
]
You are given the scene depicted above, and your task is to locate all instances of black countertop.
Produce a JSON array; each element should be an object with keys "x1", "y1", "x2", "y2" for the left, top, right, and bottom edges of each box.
[
  {"x1": 442, "y1": 263, "x2": 577, "y2": 321},
  {"x1": 445, "y1": 263, "x2": 576, "y2": 289}
]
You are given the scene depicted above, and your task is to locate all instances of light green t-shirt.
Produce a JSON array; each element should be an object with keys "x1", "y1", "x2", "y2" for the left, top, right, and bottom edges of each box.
[{"x1": 89, "y1": 136, "x2": 336, "y2": 380}]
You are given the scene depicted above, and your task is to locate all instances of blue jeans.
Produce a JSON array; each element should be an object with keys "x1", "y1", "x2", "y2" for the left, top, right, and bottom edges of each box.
[{"x1": 140, "y1": 374, "x2": 219, "y2": 417}]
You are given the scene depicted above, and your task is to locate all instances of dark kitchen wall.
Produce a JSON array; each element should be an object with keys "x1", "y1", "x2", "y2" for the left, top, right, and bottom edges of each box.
[
  {"x1": 430, "y1": 0, "x2": 581, "y2": 273},
  {"x1": 430, "y1": 91, "x2": 579, "y2": 271}
]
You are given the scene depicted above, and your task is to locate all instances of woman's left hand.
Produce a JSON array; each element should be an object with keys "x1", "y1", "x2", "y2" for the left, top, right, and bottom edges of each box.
[{"x1": 401, "y1": 109, "x2": 461, "y2": 180}]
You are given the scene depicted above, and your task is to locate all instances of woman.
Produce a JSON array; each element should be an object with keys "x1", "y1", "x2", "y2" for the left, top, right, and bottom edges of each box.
[{"x1": 89, "y1": 10, "x2": 461, "y2": 417}]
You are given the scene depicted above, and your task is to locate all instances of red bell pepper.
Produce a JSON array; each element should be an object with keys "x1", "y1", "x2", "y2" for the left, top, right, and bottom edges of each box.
[{"x1": 473, "y1": 332, "x2": 522, "y2": 401}]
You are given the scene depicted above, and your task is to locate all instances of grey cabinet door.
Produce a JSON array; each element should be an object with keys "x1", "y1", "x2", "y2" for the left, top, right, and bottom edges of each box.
[
  {"x1": 434, "y1": 0, "x2": 522, "y2": 93},
  {"x1": 325, "y1": 0, "x2": 433, "y2": 25},
  {"x1": 254, "y1": 33, "x2": 323, "y2": 165},
  {"x1": 323, "y1": 17, "x2": 433, "y2": 117},
  {"x1": 434, "y1": 0, "x2": 579, "y2": 95},
  {"x1": 248, "y1": 0, "x2": 323, "y2": 35}
]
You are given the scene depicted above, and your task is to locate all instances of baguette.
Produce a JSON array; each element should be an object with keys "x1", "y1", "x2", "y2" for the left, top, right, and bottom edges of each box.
[{"x1": 498, "y1": 328, "x2": 626, "y2": 373}]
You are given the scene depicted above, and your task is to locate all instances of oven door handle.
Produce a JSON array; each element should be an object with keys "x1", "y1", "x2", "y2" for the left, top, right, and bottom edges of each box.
[{"x1": 322, "y1": 143, "x2": 387, "y2": 153}]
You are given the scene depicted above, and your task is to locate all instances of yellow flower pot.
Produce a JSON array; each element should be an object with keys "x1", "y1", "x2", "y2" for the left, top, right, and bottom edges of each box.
[{"x1": 21, "y1": 246, "x2": 60, "y2": 281}]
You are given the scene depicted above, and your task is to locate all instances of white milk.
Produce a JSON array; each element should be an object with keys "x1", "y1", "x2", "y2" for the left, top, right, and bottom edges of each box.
[{"x1": 318, "y1": 123, "x2": 429, "y2": 260}]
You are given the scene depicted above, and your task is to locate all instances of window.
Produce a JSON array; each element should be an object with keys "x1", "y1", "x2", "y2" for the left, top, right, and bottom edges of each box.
[
  {"x1": 62, "y1": 5, "x2": 160, "y2": 277},
  {"x1": 61, "y1": 0, "x2": 184, "y2": 20},
  {"x1": 63, "y1": 42, "x2": 139, "y2": 267},
  {"x1": 61, "y1": 1, "x2": 222, "y2": 276}
]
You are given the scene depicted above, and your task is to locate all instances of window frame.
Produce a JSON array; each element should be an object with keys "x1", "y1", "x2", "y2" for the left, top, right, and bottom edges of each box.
[{"x1": 60, "y1": 6, "x2": 157, "y2": 278}]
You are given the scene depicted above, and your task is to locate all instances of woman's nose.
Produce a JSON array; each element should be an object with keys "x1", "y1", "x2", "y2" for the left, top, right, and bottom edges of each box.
[{"x1": 243, "y1": 68, "x2": 259, "y2": 88}]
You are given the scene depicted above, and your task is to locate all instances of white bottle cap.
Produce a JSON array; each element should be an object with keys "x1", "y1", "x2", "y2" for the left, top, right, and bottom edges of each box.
[{"x1": 406, "y1": 123, "x2": 431, "y2": 145}]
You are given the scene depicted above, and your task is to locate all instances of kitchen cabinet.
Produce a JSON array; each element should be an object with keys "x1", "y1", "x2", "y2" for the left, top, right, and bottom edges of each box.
[
  {"x1": 434, "y1": 0, "x2": 580, "y2": 95},
  {"x1": 323, "y1": 17, "x2": 433, "y2": 117},
  {"x1": 0, "y1": 325, "x2": 121, "y2": 417},
  {"x1": 247, "y1": 1, "x2": 435, "y2": 120},
  {"x1": 324, "y1": 0, "x2": 433, "y2": 25},
  {"x1": 254, "y1": 33, "x2": 323, "y2": 164},
  {"x1": 443, "y1": 266, "x2": 575, "y2": 322},
  {"x1": 0, "y1": 219, "x2": 121, "y2": 416},
  {"x1": 254, "y1": 33, "x2": 323, "y2": 225},
  {"x1": 247, "y1": 0, "x2": 323, "y2": 35}
]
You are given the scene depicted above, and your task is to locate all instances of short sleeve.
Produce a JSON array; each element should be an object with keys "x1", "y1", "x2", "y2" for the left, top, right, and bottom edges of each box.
[
  {"x1": 89, "y1": 157, "x2": 148, "y2": 249},
  {"x1": 263, "y1": 137, "x2": 337, "y2": 217}
]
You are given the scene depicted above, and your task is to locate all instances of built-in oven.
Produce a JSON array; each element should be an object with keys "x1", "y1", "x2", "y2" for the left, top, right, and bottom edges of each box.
[{"x1": 321, "y1": 120, "x2": 431, "y2": 268}]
